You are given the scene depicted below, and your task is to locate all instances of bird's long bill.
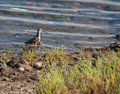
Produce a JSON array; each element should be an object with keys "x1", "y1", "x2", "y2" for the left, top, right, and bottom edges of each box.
[{"x1": 43, "y1": 30, "x2": 48, "y2": 34}]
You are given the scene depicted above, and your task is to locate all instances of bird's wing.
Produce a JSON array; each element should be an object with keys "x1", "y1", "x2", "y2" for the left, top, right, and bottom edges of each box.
[{"x1": 25, "y1": 37, "x2": 39, "y2": 44}]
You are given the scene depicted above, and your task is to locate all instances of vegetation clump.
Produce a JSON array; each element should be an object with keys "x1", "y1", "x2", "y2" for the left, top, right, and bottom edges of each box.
[
  {"x1": 0, "y1": 48, "x2": 120, "y2": 94},
  {"x1": 21, "y1": 50, "x2": 35, "y2": 62},
  {"x1": 36, "y1": 50, "x2": 120, "y2": 94}
]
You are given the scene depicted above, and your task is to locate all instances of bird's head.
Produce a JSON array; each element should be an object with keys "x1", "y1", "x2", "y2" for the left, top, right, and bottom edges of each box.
[
  {"x1": 38, "y1": 28, "x2": 42, "y2": 32},
  {"x1": 38, "y1": 28, "x2": 48, "y2": 34}
]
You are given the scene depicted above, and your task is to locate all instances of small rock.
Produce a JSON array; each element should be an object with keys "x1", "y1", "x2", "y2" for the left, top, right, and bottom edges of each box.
[
  {"x1": 18, "y1": 67, "x2": 25, "y2": 72},
  {"x1": 116, "y1": 35, "x2": 120, "y2": 40},
  {"x1": 19, "y1": 87, "x2": 24, "y2": 91},
  {"x1": 7, "y1": 58, "x2": 18, "y2": 68},
  {"x1": 0, "y1": 60, "x2": 7, "y2": 71},
  {"x1": 7, "y1": 60, "x2": 14, "y2": 67},
  {"x1": 14, "y1": 63, "x2": 21, "y2": 68},
  {"x1": 15, "y1": 63, "x2": 32, "y2": 71},
  {"x1": 3, "y1": 77, "x2": 10, "y2": 81},
  {"x1": 22, "y1": 64, "x2": 32, "y2": 71},
  {"x1": 33, "y1": 62, "x2": 42, "y2": 69}
]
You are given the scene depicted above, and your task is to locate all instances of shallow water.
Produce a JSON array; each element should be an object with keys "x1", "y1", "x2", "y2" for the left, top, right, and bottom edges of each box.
[{"x1": 0, "y1": 0, "x2": 120, "y2": 52}]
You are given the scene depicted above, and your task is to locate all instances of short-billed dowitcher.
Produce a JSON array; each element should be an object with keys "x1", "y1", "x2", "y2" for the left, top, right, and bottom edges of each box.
[{"x1": 25, "y1": 28, "x2": 42, "y2": 45}]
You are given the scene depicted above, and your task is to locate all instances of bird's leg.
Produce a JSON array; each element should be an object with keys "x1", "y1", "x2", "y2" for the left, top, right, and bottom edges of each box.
[{"x1": 34, "y1": 43, "x2": 37, "y2": 49}]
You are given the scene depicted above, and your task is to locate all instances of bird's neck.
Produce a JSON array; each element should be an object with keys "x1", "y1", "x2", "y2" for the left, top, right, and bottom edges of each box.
[{"x1": 36, "y1": 30, "x2": 41, "y2": 40}]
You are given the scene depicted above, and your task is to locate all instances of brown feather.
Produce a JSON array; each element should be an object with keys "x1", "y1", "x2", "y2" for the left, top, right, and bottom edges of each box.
[{"x1": 25, "y1": 28, "x2": 42, "y2": 45}]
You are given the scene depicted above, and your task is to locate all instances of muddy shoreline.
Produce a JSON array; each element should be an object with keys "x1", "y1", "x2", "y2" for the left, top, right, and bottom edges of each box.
[{"x1": 0, "y1": 42, "x2": 119, "y2": 94}]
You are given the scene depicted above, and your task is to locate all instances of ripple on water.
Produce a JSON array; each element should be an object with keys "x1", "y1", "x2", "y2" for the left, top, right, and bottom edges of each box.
[{"x1": 0, "y1": 0, "x2": 120, "y2": 52}]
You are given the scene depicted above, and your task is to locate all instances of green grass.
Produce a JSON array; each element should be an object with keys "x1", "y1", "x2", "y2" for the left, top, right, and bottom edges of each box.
[
  {"x1": 21, "y1": 50, "x2": 35, "y2": 62},
  {"x1": 36, "y1": 50, "x2": 120, "y2": 94},
  {"x1": 43, "y1": 48, "x2": 68, "y2": 62},
  {"x1": 0, "y1": 48, "x2": 119, "y2": 94}
]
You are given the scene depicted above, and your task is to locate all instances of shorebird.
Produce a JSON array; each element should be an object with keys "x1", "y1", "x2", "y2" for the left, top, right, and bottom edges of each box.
[{"x1": 25, "y1": 28, "x2": 42, "y2": 46}]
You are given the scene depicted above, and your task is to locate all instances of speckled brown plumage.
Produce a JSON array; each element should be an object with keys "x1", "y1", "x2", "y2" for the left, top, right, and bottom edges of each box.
[{"x1": 25, "y1": 28, "x2": 42, "y2": 45}]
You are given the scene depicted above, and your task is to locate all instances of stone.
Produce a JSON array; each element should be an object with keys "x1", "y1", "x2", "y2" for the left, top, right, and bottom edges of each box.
[
  {"x1": 15, "y1": 63, "x2": 32, "y2": 72},
  {"x1": 22, "y1": 64, "x2": 32, "y2": 71},
  {"x1": 33, "y1": 62, "x2": 42, "y2": 69},
  {"x1": 14, "y1": 63, "x2": 21, "y2": 68},
  {"x1": 7, "y1": 58, "x2": 18, "y2": 68},
  {"x1": 18, "y1": 67, "x2": 25, "y2": 72},
  {"x1": 19, "y1": 87, "x2": 24, "y2": 91},
  {"x1": 0, "y1": 60, "x2": 7, "y2": 71}
]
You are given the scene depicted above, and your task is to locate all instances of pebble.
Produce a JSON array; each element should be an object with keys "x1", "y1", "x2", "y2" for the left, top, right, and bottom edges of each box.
[
  {"x1": 14, "y1": 63, "x2": 32, "y2": 72},
  {"x1": 21, "y1": 64, "x2": 32, "y2": 71},
  {"x1": 18, "y1": 67, "x2": 25, "y2": 72},
  {"x1": 33, "y1": 62, "x2": 42, "y2": 69},
  {"x1": 7, "y1": 58, "x2": 17, "y2": 68},
  {"x1": 19, "y1": 87, "x2": 24, "y2": 91},
  {"x1": 0, "y1": 60, "x2": 7, "y2": 71},
  {"x1": 14, "y1": 63, "x2": 21, "y2": 68}
]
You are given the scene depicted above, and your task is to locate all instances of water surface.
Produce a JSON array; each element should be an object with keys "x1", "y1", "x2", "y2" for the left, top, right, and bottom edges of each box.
[{"x1": 0, "y1": 0, "x2": 120, "y2": 52}]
